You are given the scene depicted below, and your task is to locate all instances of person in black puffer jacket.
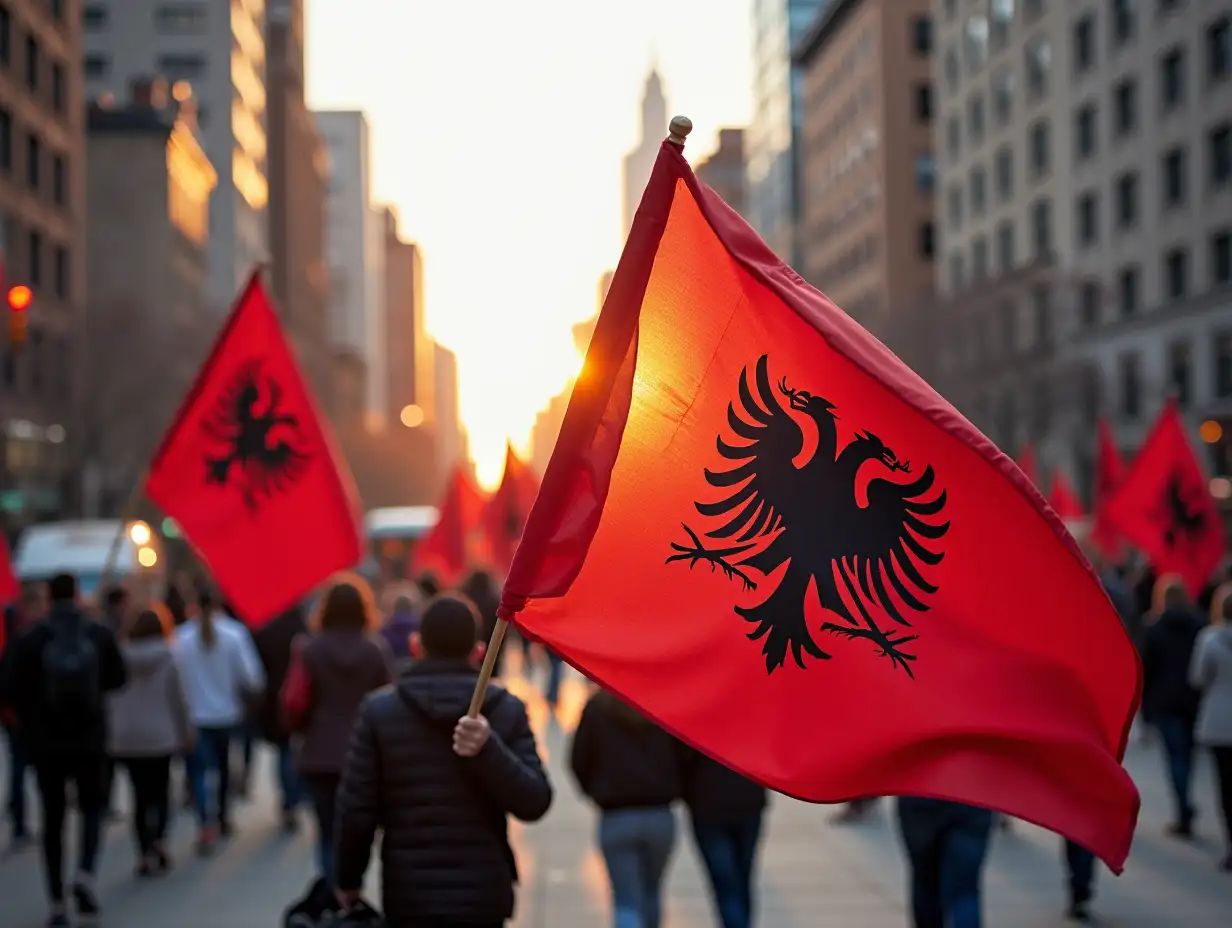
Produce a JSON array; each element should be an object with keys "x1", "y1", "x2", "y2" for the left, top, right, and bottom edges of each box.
[
  {"x1": 334, "y1": 595, "x2": 552, "y2": 927},
  {"x1": 1142, "y1": 574, "x2": 1208, "y2": 838}
]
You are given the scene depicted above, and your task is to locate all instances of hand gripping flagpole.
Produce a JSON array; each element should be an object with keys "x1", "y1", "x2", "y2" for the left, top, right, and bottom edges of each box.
[{"x1": 465, "y1": 115, "x2": 694, "y2": 719}]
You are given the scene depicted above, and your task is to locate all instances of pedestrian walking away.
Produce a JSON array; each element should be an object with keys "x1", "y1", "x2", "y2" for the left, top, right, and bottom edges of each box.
[
  {"x1": 1190, "y1": 582, "x2": 1232, "y2": 870},
  {"x1": 334, "y1": 594, "x2": 553, "y2": 927},
  {"x1": 571, "y1": 687, "x2": 681, "y2": 928},
  {"x1": 253, "y1": 603, "x2": 310, "y2": 831},
  {"x1": 0, "y1": 573, "x2": 127, "y2": 928},
  {"x1": 896, "y1": 797, "x2": 994, "y2": 928}
]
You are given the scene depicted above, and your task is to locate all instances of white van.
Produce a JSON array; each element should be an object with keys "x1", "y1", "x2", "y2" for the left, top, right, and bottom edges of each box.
[
  {"x1": 12, "y1": 520, "x2": 164, "y2": 600},
  {"x1": 363, "y1": 506, "x2": 438, "y2": 581}
]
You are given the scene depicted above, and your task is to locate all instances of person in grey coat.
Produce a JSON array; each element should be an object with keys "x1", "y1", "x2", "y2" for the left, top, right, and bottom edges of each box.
[
  {"x1": 1191, "y1": 585, "x2": 1232, "y2": 872},
  {"x1": 107, "y1": 606, "x2": 195, "y2": 876}
]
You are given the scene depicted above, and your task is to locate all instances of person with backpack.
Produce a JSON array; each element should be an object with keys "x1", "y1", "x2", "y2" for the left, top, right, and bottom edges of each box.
[
  {"x1": 334, "y1": 594, "x2": 553, "y2": 927},
  {"x1": 0, "y1": 572, "x2": 127, "y2": 928}
]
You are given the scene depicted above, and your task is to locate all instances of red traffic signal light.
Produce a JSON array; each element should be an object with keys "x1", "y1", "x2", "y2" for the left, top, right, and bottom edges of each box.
[{"x1": 8, "y1": 285, "x2": 32, "y2": 311}]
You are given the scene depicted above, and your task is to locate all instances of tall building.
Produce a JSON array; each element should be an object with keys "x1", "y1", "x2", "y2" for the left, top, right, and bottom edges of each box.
[
  {"x1": 434, "y1": 342, "x2": 465, "y2": 478},
  {"x1": 381, "y1": 206, "x2": 433, "y2": 427},
  {"x1": 83, "y1": 0, "x2": 269, "y2": 310},
  {"x1": 84, "y1": 80, "x2": 216, "y2": 515},
  {"x1": 622, "y1": 67, "x2": 668, "y2": 238},
  {"x1": 932, "y1": 0, "x2": 1232, "y2": 492},
  {"x1": 748, "y1": 0, "x2": 830, "y2": 265},
  {"x1": 696, "y1": 128, "x2": 748, "y2": 217},
  {"x1": 0, "y1": 0, "x2": 87, "y2": 527},
  {"x1": 794, "y1": 0, "x2": 935, "y2": 343},
  {"x1": 316, "y1": 110, "x2": 385, "y2": 426},
  {"x1": 266, "y1": 0, "x2": 331, "y2": 406}
]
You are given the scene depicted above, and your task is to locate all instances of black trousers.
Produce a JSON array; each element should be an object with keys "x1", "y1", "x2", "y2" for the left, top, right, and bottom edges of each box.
[
  {"x1": 34, "y1": 752, "x2": 106, "y2": 903},
  {"x1": 1213, "y1": 745, "x2": 1232, "y2": 852},
  {"x1": 118, "y1": 755, "x2": 172, "y2": 856},
  {"x1": 303, "y1": 773, "x2": 341, "y2": 884}
]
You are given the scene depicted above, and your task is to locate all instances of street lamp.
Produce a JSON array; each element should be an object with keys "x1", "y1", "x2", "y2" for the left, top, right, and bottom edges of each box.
[{"x1": 129, "y1": 521, "x2": 152, "y2": 545}]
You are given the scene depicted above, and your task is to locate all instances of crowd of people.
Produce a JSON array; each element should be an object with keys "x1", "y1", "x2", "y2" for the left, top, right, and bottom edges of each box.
[{"x1": 0, "y1": 549, "x2": 1229, "y2": 928}]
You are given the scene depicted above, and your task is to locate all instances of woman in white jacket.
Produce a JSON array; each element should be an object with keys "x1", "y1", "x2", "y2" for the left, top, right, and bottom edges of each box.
[
  {"x1": 172, "y1": 588, "x2": 264, "y2": 853},
  {"x1": 1190, "y1": 584, "x2": 1232, "y2": 872}
]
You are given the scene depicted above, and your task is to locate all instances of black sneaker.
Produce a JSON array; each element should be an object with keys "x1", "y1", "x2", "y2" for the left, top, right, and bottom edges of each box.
[
  {"x1": 1067, "y1": 899, "x2": 1092, "y2": 922},
  {"x1": 47, "y1": 912, "x2": 70, "y2": 928},
  {"x1": 72, "y1": 881, "x2": 100, "y2": 918}
]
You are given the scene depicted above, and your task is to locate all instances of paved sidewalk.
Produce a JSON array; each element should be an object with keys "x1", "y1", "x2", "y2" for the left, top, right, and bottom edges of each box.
[{"x1": 0, "y1": 656, "x2": 1228, "y2": 926}]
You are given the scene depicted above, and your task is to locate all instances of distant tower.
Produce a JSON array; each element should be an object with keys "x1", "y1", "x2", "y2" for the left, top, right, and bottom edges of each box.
[{"x1": 622, "y1": 66, "x2": 669, "y2": 238}]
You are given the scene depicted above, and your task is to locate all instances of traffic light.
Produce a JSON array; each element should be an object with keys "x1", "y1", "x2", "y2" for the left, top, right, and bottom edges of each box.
[{"x1": 8, "y1": 284, "x2": 31, "y2": 349}]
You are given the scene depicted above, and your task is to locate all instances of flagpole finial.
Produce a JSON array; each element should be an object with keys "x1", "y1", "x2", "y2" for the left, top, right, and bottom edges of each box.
[{"x1": 667, "y1": 115, "x2": 693, "y2": 147}]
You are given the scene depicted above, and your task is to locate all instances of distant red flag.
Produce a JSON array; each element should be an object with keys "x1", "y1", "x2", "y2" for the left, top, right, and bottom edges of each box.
[
  {"x1": 484, "y1": 443, "x2": 540, "y2": 574},
  {"x1": 1091, "y1": 420, "x2": 1127, "y2": 562},
  {"x1": 0, "y1": 534, "x2": 17, "y2": 655},
  {"x1": 145, "y1": 273, "x2": 362, "y2": 626},
  {"x1": 501, "y1": 134, "x2": 1140, "y2": 870},
  {"x1": 1017, "y1": 444, "x2": 1040, "y2": 488},
  {"x1": 412, "y1": 466, "x2": 488, "y2": 586},
  {"x1": 1049, "y1": 471, "x2": 1086, "y2": 522},
  {"x1": 1104, "y1": 401, "x2": 1224, "y2": 598}
]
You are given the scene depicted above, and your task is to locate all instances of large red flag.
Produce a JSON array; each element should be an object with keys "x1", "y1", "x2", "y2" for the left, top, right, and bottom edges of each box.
[
  {"x1": 484, "y1": 443, "x2": 540, "y2": 574},
  {"x1": 501, "y1": 132, "x2": 1140, "y2": 869},
  {"x1": 1090, "y1": 420, "x2": 1127, "y2": 562},
  {"x1": 1104, "y1": 401, "x2": 1224, "y2": 598},
  {"x1": 1049, "y1": 471, "x2": 1086, "y2": 522},
  {"x1": 145, "y1": 273, "x2": 362, "y2": 626},
  {"x1": 1017, "y1": 444, "x2": 1040, "y2": 488},
  {"x1": 412, "y1": 466, "x2": 488, "y2": 586}
]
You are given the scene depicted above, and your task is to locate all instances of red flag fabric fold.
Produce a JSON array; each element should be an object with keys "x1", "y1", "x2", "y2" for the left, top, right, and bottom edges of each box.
[
  {"x1": 145, "y1": 273, "x2": 362, "y2": 626},
  {"x1": 1090, "y1": 420, "x2": 1127, "y2": 562},
  {"x1": 483, "y1": 444, "x2": 541, "y2": 575},
  {"x1": 411, "y1": 467, "x2": 488, "y2": 587},
  {"x1": 1104, "y1": 401, "x2": 1224, "y2": 598},
  {"x1": 1049, "y1": 472, "x2": 1087, "y2": 522},
  {"x1": 502, "y1": 138, "x2": 1140, "y2": 870}
]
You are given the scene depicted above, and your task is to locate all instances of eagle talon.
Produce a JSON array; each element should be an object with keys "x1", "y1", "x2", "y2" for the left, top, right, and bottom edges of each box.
[
  {"x1": 820, "y1": 622, "x2": 917, "y2": 677},
  {"x1": 667, "y1": 524, "x2": 758, "y2": 592}
]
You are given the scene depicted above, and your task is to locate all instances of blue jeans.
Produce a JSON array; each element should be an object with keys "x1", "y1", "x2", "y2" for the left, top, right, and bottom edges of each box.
[
  {"x1": 897, "y1": 798, "x2": 993, "y2": 928},
  {"x1": 186, "y1": 726, "x2": 233, "y2": 826},
  {"x1": 691, "y1": 813, "x2": 764, "y2": 928},
  {"x1": 4, "y1": 727, "x2": 29, "y2": 836},
  {"x1": 277, "y1": 743, "x2": 302, "y2": 812},
  {"x1": 599, "y1": 807, "x2": 677, "y2": 928},
  {"x1": 1156, "y1": 713, "x2": 1196, "y2": 825},
  {"x1": 545, "y1": 652, "x2": 564, "y2": 706},
  {"x1": 1064, "y1": 840, "x2": 1096, "y2": 904}
]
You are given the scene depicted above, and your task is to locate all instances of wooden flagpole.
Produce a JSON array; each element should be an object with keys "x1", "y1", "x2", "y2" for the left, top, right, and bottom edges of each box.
[{"x1": 465, "y1": 115, "x2": 694, "y2": 718}]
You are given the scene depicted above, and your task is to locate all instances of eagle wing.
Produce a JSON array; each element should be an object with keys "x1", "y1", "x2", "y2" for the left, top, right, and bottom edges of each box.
[
  {"x1": 842, "y1": 465, "x2": 949, "y2": 627},
  {"x1": 698, "y1": 355, "x2": 806, "y2": 572}
]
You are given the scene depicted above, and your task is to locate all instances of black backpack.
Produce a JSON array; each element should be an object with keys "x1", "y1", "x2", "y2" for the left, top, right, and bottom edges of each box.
[{"x1": 41, "y1": 615, "x2": 102, "y2": 718}]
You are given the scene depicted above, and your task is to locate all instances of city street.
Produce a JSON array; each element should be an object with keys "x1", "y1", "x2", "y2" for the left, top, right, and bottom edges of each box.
[{"x1": 2, "y1": 655, "x2": 1229, "y2": 927}]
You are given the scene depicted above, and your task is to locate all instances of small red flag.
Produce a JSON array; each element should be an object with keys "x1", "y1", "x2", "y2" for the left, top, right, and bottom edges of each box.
[
  {"x1": 145, "y1": 273, "x2": 362, "y2": 626},
  {"x1": 1090, "y1": 420, "x2": 1127, "y2": 562},
  {"x1": 1049, "y1": 471, "x2": 1087, "y2": 522},
  {"x1": 412, "y1": 466, "x2": 488, "y2": 587},
  {"x1": 502, "y1": 137, "x2": 1140, "y2": 869},
  {"x1": 483, "y1": 444, "x2": 540, "y2": 575},
  {"x1": 1017, "y1": 444, "x2": 1040, "y2": 488},
  {"x1": 0, "y1": 535, "x2": 19, "y2": 607},
  {"x1": 1104, "y1": 401, "x2": 1224, "y2": 598}
]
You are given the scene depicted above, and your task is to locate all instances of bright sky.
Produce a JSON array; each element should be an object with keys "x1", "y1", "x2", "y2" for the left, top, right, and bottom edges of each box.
[{"x1": 305, "y1": 0, "x2": 752, "y2": 487}]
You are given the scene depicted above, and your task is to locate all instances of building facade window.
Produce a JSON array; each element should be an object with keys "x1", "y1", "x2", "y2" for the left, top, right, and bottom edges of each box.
[
  {"x1": 83, "y1": 4, "x2": 108, "y2": 31},
  {"x1": 1112, "y1": 0, "x2": 1136, "y2": 48},
  {"x1": 1114, "y1": 78, "x2": 1138, "y2": 136},
  {"x1": 1030, "y1": 119, "x2": 1050, "y2": 177},
  {"x1": 990, "y1": 0, "x2": 1013, "y2": 49},
  {"x1": 53, "y1": 245, "x2": 67, "y2": 300},
  {"x1": 1208, "y1": 15, "x2": 1230, "y2": 84},
  {"x1": 1160, "y1": 46, "x2": 1186, "y2": 112},
  {"x1": 995, "y1": 145, "x2": 1014, "y2": 200},
  {"x1": 84, "y1": 54, "x2": 109, "y2": 78},
  {"x1": 1215, "y1": 332, "x2": 1232, "y2": 398},
  {"x1": 1116, "y1": 170, "x2": 1139, "y2": 229},
  {"x1": 969, "y1": 165, "x2": 987, "y2": 216},
  {"x1": 999, "y1": 300, "x2": 1017, "y2": 356},
  {"x1": 993, "y1": 69, "x2": 1014, "y2": 126},
  {"x1": 1211, "y1": 123, "x2": 1231, "y2": 187},
  {"x1": 997, "y1": 220, "x2": 1015, "y2": 272},
  {"x1": 0, "y1": 108, "x2": 10, "y2": 172},
  {"x1": 1165, "y1": 246, "x2": 1190, "y2": 299},
  {"x1": 919, "y1": 221, "x2": 935, "y2": 259},
  {"x1": 1078, "y1": 191, "x2": 1099, "y2": 246},
  {"x1": 913, "y1": 16, "x2": 932, "y2": 55},
  {"x1": 1080, "y1": 281, "x2": 1101, "y2": 328},
  {"x1": 27, "y1": 229, "x2": 40, "y2": 285},
  {"x1": 1075, "y1": 103, "x2": 1098, "y2": 160},
  {"x1": 946, "y1": 115, "x2": 961, "y2": 162},
  {"x1": 52, "y1": 153, "x2": 65, "y2": 206},
  {"x1": 948, "y1": 184, "x2": 963, "y2": 227},
  {"x1": 1169, "y1": 341, "x2": 1193, "y2": 407},
  {"x1": 966, "y1": 14, "x2": 989, "y2": 72},
  {"x1": 51, "y1": 62, "x2": 64, "y2": 113},
  {"x1": 1120, "y1": 353, "x2": 1142, "y2": 419},
  {"x1": 154, "y1": 3, "x2": 208, "y2": 35},
  {"x1": 1033, "y1": 285, "x2": 1052, "y2": 347},
  {"x1": 23, "y1": 32, "x2": 36, "y2": 91},
  {"x1": 0, "y1": 6, "x2": 9, "y2": 66},
  {"x1": 1027, "y1": 39, "x2": 1051, "y2": 99},
  {"x1": 1119, "y1": 265, "x2": 1140, "y2": 316},
  {"x1": 915, "y1": 154, "x2": 936, "y2": 194},
  {"x1": 1032, "y1": 198, "x2": 1052, "y2": 257},
  {"x1": 973, "y1": 236, "x2": 989, "y2": 279},
  {"x1": 1213, "y1": 228, "x2": 1232, "y2": 286},
  {"x1": 156, "y1": 53, "x2": 206, "y2": 80},
  {"x1": 25, "y1": 132, "x2": 38, "y2": 190},
  {"x1": 1074, "y1": 15, "x2": 1096, "y2": 73},
  {"x1": 945, "y1": 47, "x2": 960, "y2": 92},
  {"x1": 967, "y1": 93, "x2": 984, "y2": 142},
  {"x1": 916, "y1": 83, "x2": 933, "y2": 122},
  {"x1": 1162, "y1": 146, "x2": 1188, "y2": 208}
]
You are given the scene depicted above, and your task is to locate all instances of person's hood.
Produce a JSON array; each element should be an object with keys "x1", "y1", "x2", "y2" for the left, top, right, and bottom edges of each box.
[
  {"x1": 121, "y1": 639, "x2": 173, "y2": 679},
  {"x1": 395, "y1": 658, "x2": 507, "y2": 728},
  {"x1": 1157, "y1": 607, "x2": 1204, "y2": 633},
  {"x1": 314, "y1": 629, "x2": 381, "y2": 671}
]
